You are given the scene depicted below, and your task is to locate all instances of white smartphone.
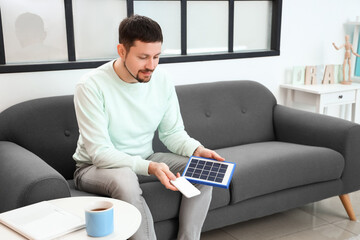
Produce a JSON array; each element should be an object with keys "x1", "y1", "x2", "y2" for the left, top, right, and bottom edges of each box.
[{"x1": 170, "y1": 177, "x2": 201, "y2": 198}]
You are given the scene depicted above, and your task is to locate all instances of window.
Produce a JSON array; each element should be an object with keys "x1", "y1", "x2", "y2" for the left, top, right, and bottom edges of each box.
[
  {"x1": 186, "y1": 1, "x2": 229, "y2": 54},
  {"x1": 0, "y1": 0, "x2": 282, "y2": 73},
  {"x1": 72, "y1": 0, "x2": 127, "y2": 61},
  {"x1": 0, "y1": 0, "x2": 67, "y2": 63},
  {"x1": 134, "y1": 1, "x2": 181, "y2": 55}
]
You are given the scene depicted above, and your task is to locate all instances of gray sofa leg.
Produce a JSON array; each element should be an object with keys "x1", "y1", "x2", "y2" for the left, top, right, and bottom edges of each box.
[{"x1": 339, "y1": 194, "x2": 357, "y2": 221}]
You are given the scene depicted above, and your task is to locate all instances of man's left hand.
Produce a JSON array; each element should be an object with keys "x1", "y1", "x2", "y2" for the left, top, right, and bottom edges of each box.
[{"x1": 193, "y1": 146, "x2": 225, "y2": 161}]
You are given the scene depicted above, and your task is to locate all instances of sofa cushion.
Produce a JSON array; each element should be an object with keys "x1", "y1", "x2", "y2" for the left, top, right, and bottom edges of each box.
[
  {"x1": 172, "y1": 81, "x2": 277, "y2": 151},
  {"x1": 215, "y1": 141, "x2": 344, "y2": 204},
  {"x1": 68, "y1": 180, "x2": 99, "y2": 197},
  {"x1": 0, "y1": 95, "x2": 78, "y2": 180}
]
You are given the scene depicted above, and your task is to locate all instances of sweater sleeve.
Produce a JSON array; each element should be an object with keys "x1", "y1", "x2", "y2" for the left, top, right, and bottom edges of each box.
[
  {"x1": 74, "y1": 83, "x2": 150, "y2": 176},
  {"x1": 158, "y1": 84, "x2": 201, "y2": 157}
]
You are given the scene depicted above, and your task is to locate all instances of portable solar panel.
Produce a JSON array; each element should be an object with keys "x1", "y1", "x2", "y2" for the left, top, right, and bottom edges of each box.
[{"x1": 182, "y1": 156, "x2": 236, "y2": 189}]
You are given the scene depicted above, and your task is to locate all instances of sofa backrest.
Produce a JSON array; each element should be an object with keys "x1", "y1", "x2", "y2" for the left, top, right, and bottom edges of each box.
[
  {"x1": 0, "y1": 95, "x2": 78, "y2": 180},
  {"x1": 153, "y1": 80, "x2": 277, "y2": 151},
  {"x1": 0, "y1": 80, "x2": 277, "y2": 179}
]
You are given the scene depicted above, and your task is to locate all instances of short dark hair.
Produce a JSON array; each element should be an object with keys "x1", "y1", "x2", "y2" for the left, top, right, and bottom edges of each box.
[{"x1": 118, "y1": 15, "x2": 163, "y2": 51}]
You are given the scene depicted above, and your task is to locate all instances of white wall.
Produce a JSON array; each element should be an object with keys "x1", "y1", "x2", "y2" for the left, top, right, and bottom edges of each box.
[{"x1": 1, "y1": 0, "x2": 360, "y2": 114}]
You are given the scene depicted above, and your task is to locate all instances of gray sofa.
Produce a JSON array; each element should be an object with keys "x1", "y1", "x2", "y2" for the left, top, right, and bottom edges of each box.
[{"x1": 1, "y1": 80, "x2": 360, "y2": 240}]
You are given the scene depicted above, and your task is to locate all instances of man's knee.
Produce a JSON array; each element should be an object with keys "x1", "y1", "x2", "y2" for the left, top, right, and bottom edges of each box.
[
  {"x1": 106, "y1": 167, "x2": 142, "y2": 201},
  {"x1": 149, "y1": 152, "x2": 189, "y2": 174},
  {"x1": 196, "y1": 184, "x2": 213, "y2": 197}
]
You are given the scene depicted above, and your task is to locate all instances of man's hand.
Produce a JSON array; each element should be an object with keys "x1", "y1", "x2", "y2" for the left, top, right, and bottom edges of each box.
[
  {"x1": 193, "y1": 146, "x2": 225, "y2": 161},
  {"x1": 148, "y1": 162, "x2": 180, "y2": 191}
]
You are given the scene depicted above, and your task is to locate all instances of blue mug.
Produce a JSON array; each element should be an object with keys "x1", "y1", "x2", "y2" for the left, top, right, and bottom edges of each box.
[{"x1": 85, "y1": 201, "x2": 114, "y2": 237}]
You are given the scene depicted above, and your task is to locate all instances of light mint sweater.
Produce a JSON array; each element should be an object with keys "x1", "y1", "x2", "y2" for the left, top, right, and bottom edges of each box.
[{"x1": 73, "y1": 60, "x2": 201, "y2": 176}]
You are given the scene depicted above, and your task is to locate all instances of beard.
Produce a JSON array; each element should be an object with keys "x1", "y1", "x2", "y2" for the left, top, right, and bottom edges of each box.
[
  {"x1": 124, "y1": 61, "x2": 153, "y2": 83},
  {"x1": 136, "y1": 69, "x2": 154, "y2": 83}
]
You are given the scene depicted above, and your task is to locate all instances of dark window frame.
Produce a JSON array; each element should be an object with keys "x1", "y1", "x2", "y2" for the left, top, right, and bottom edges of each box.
[{"x1": 0, "y1": 0, "x2": 282, "y2": 73}]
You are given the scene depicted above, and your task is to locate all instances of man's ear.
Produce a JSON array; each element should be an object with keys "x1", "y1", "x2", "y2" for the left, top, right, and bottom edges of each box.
[{"x1": 117, "y1": 44, "x2": 126, "y2": 59}]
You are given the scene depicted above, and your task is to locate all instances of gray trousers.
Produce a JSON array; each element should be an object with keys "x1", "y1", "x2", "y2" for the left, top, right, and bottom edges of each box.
[{"x1": 74, "y1": 153, "x2": 212, "y2": 240}]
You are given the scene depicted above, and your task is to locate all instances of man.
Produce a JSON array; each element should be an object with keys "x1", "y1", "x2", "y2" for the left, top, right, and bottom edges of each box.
[{"x1": 73, "y1": 15, "x2": 224, "y2": 240}]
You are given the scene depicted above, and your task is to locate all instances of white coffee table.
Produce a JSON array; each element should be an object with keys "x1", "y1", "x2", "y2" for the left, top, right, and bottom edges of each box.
[{"x1": 0, "y1": 196, "x2": 141, "y2": 240}]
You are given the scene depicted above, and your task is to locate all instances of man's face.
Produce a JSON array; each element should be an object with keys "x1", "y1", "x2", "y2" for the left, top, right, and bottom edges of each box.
[{"x1": 121, "y1": 40, "x2": 162, "y2": 83}]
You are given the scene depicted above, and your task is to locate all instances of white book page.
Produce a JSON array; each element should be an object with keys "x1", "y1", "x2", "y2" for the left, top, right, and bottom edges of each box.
[{"x1": 0, "y1": 201, "x2": 85, "y2": 240}]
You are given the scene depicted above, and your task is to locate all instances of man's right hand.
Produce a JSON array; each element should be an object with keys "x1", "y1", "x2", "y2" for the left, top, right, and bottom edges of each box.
[{"x1": 148, "y1": 162, "x2": 179, "y2": 191}]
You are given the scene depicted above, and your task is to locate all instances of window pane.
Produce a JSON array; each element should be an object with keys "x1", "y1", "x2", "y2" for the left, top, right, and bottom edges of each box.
[
  {"x1": 0, "y1": 0, "x2": 68, "y2": 63},
  {"x1": 73, "y1": 0, "x2": 127, "y2": 60},
  {"x1": 134, "y1": 1, "x2": 181, "y2": 56},
  {"x1": 234, "y1": 1, "x2": 272, "y2": 51},
  {"x1": 187, "y1": 1, "x2": 228, "y2": 54}
]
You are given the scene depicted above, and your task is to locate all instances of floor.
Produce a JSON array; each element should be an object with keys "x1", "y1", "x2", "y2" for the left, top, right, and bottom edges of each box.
[{"x1": 201, "y1": 191, "x2": 360, "y2": 240}]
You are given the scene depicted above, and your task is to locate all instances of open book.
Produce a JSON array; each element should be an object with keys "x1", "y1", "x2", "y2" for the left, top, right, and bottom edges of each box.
[{"x1": 0, "y1": 201, "x2": 85, "y2": 240}]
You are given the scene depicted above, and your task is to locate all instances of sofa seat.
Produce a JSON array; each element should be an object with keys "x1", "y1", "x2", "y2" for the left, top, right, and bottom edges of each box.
[
  {"x1": 215, "y1": 141, "x2": 345, "y2": 204},
  {"x1": 67, "y1": 141, "x2": 344, "y2": 222},
  {"x1": 68, "y1": 176, "x2": 231, "y2": 223}
]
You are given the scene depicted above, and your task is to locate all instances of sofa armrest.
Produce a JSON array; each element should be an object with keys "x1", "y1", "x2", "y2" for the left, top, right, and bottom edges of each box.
[
  {"x1": 274, "y1": 105, "x2": 360, "y2": 193},
  {"x1": 0, "y1": 141, "x2": 70, "y2": 213}
]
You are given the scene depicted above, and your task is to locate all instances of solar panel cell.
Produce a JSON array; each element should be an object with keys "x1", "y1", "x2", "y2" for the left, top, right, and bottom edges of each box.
[{"x1": 182, "y1": 156, "x2": 236, "y2": 189}]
